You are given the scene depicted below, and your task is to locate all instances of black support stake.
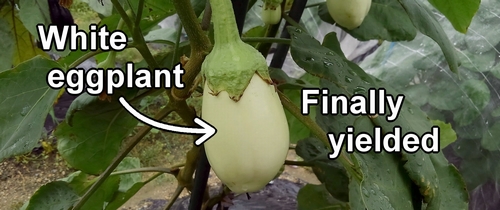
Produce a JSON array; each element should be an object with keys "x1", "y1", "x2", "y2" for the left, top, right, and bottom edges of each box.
[
  {"x1": 269, "y1": 0, "x2": 308, "y2": 69},
  {"x1": 188, "y1": 146, "x2": 211, "y2": 210},
  {"x1": 232, "y1": 0, "x2": 249, "y2": 35}
]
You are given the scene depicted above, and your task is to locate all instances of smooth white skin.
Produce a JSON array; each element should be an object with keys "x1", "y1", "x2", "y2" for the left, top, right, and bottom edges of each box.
[
  {"x1": 327, "y1": 0, "x2": 372, "y2": 30},
  {"x1": 202, "y1": 74, "x2": 290, "y2": 193},
  {"x1": 261, "y1": 6, "x2": 282, "y2": 25}
]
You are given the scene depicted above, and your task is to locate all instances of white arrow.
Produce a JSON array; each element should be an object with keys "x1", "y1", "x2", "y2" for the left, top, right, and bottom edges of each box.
[{"x1": 118, "y1": 97, "x2": 217, "y2": 146}]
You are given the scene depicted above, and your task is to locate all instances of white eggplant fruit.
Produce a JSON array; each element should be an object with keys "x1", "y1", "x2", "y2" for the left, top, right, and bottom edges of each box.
[
  {"x1": 202, "y1": 74, "x2": 289, "y2": 193},
  {"x1": 201, "y1": 0, "x2": 290, "y2": 193},
  {"x1": 326, "y1": 0, "x2": 372, "y2": 30},
  {"x1": 261, "y1": 0, "x2": 282, "y2": 25}
]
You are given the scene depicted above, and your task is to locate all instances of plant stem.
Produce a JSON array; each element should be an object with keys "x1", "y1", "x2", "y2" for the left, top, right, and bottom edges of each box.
[
  {"x1": 111, "y1": 0, "x2": 159, "y2": 71},
  {"x1": 282, "y1": 13, "x2": 306, "y2": 32},
  {"x1": 109, "y1": 167, "x2": 178, "y2": 176},
  {"x1": 171, "y1": 0, "x2": 212, "y2": 100},
  {"x1": 135, "y1": 0, "x2": 145, "y2": 27},
  {"x1": 71, "y1": 105, "x2": 175, "y2": 210},
  {"x1": 209, "y1": 0, "x2": 241, "y2": 45},
  {"x1": 171, "y1": 23, "x2": 184, "y2": 68},
  {"x1": 68, "y1": 50, "x2": 102, "y2": 69},
  {"x1": 164, "y1": 184, "x2": 185, "y2": 210}
]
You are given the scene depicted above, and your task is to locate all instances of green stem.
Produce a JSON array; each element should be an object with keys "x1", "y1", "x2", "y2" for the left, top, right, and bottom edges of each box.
[
  {"x1": 68, "y1": 50, "x2": 102, "y2": 69},
  {"x1": 164, "y1": 185, "x2": 185, "y2": 210},
  {"x1": 135, "y1": 0, "x2": 145, "y2": 27},
  {"x1": 109, "y1": 167, "x2": 177, "y2": 176},
  {"x1": 241, "y1": 37, "x2": 291, "y2": 45},
  {"x1": 171, "y1": 0, "x2": 212, "y2": 100},
  {"x1": 111, "y1": 0, "x2": 159, "y2": 70},
  {"x1": 210, "y1": 0, "x2": 242, "y2": 45},
  {"x1": 109, "y1": 0, "x2": 134, "y2": 32},
  {"x1": 101, "y1": 16, "x2": 126, "y2": 63},
  {"x1": 171, "y1": 23, "x2": 183, "y2": 68},
  {"x1": 282, "y1": 13, "x2": 306, "y2": 32}
]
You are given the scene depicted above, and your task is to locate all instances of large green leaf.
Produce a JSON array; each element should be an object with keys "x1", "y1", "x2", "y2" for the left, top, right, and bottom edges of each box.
[
  {"x1": 0, "y1": 4, "x2": 49, "y2": 67},
  {"x1": 18, "y1": 0, "x2": 51, "y2": 37},
  {"x1": 81, "y1": 175, "x2": 121, "y2": 209},
  {"x1": 431, "y1": 120, "x2": 457, "y2": 149},
  {"x1": 82, "y1": 0, "x2": 114, "y2": 16},
  {"x1": 296, "y1": 137, "x2": 349, "y2": 202},
  {"x1": 97, "y1": 0, "x2": 176, "y2": 39},
  {"x1": 318, "y1": 0, "x2": 417, "y2": 41},
  {"x1": 56, "y1": 91, "x2": 138, "y2": 175},
  {"x1": 0, "y1": 15, "x2": 14, "y2": 71},
  {"x1": 481, "y1": 122, "x2": 500, "y2": 151},
  {"x1": 398, "y1": 0, "x2": 459, "y2": 73},
  {"x1": 452, "y1": 79, "x2": 490, "y2": 126},
  {"x1": 427, "y1": 0, "x2": 480, "y2": 33},
  {"x1": 348, "y1": 116, "x2": 418, "y2": 210},
  {"x1": 297, "y1": 184, "x2": 348, "y2": 210},
  {"x1": 0, "y1": 56, "x2": 61, "y2": 160},
  {"x1": 429, "y1": 153, "x2": 469, "y2": 209},
  {"x1": 105, "y1": 157, "x2": 147, "y2": 209},
  {"x1": 288, "y1": 26, "x2": 468, "y2": 209},
  {"x1": 23, "y1": 181, "x2": 80, "y2": 210}
]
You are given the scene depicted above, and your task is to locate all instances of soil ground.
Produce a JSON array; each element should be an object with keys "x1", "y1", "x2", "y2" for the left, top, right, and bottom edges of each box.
[{"x1": 0, "y1": 133, "x2": 318, "y2": 210}]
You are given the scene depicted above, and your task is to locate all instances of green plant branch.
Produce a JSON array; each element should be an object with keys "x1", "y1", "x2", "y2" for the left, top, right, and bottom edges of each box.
[
  {"x1": 171, "y1": 0, "x2": 212, "y2": 100},
  {"x1": 67, "y1": 43, "x2": 136, "y2": 69},
  {"x1": 163, "y1": 184, "x2": 185, "y2": 210},
  {"x1": 282, "y1": 13, "x2": 306, "y2": 32},
  {"x1": 109, "y1": 167, "x2": 178, "y2": 176},
  {"x1": 68, "y1": 50, "x2": 102, "y2": 69},
  {"x1": 110, "y1": 0, "x2": 160, "y2": 72},
  {"x1": 144, "y1": 172, "x2": 163, "y2": 183},
  {"x1": 109, "y1": 0, "x2": 134, "y2": 32},
  {"x1": 284, "y1": 0, "x2": 325, "y2": 12},
  {"x1": 171, "y1": 23, "x2": 184, "y2": 68},
  {"x1": 277, "y1": 90, "x2": 363, "y2": 180},
  {"x1": 71, "y1": 105, "x2": 176, "y2": 210},
  {"x1": 241, "y1": 37, "x2": 291, "y2": 45},
  {"x1": 135, "y1": 0, "x2": 145, "y2": 27}
]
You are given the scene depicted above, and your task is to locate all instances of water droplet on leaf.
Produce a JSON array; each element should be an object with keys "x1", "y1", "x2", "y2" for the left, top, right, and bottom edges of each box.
[
  {"x1": 354, "y1": 86, "x2": 367, "y2": 94},
  {"x1": 305, "y1": 57, "x2": 315, "y2": 62},
  {"x1": 20, "y1": 106, "x2": 30, "y2": 116}
]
